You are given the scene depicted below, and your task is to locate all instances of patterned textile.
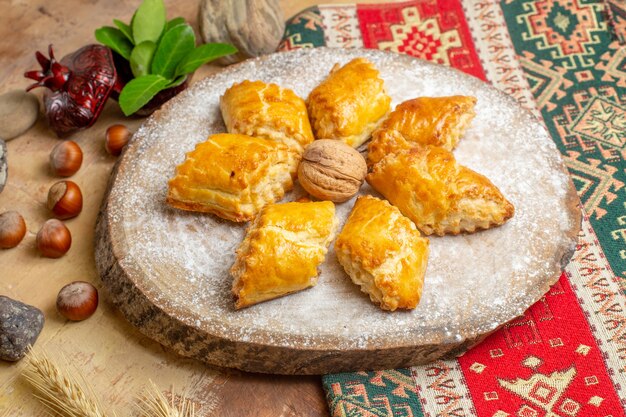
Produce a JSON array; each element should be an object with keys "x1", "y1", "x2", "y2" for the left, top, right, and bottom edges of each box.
[
  {"x1": 606, "y1": 0, "x2": 626, "y2": 43},
  {"x1": 279, "y1": 1, "x2": 626, "y2": 416}
]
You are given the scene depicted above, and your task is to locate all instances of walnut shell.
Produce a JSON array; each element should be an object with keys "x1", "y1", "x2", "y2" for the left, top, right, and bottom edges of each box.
[
  {"x1": 298, "y1": 140, "x2": 367, "y2": 203},
  {"x1": 198, "y1": 0, "x2": 285, "y2": 65}
]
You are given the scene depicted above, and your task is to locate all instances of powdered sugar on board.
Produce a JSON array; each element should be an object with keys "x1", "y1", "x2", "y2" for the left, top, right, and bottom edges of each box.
[{"x1": 102, "y1": 48, "x2": 579, "y2": 351}]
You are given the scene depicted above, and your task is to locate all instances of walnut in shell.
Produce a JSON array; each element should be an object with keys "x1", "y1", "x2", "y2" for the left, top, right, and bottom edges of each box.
[
  {"x1": 198, "y1": 0, "x2": 285, "y2": 65},
  {"x1": 298, "y1": 140, "x2": 367, "y2": 203}
]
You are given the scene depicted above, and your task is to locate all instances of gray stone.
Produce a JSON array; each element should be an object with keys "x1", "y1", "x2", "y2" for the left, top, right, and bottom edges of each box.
[
  {"x1": 0, "y1": 296, "x2": 44, "y2": 361},
  {"x1": 0, "y1": 139, "x2": 5, "y2": 194},
  {"x1": 0, "y1": 90, "x2": 40, "y2": 140}
]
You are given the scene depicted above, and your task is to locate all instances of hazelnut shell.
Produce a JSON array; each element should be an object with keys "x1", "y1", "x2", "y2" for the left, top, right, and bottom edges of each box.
[
  {"x1": 56, "y1": 281, "x2": 98, "y2": 321},
  {"x1": 50, "y1": 141, "x2": 83, "y2": 177},
  {"x1": 0, "y1": 211, "x2": 26, "y2": 249},
  {"x1": 105, "y1": 124, "x2": 131, "y2": 156},
  {"x1": 36, "y1": 219, "x2": 71, "y2": 258},
  {"x1": 47, "y1": 180, "x2": 83, "y2": 220}
]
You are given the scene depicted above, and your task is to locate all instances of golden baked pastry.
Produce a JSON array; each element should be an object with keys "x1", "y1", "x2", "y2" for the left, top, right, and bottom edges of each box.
[
  {"x1": 335, "y1": 196, "x2": 429, "y2": 311},
  {"x1": 221, "y1": 80, "x2": 314, "y2": 154},
  {"x1": 231, "y1": 201, "x2": 337, "y2": 309},
  {"x1": 167, "y1": 133, "x2": 299, "y2": 222},
  {"x1": 368, "y1": 96, "x2": 476, "y2": 166},
  {"x1": 367, "y1": 130, "x2": 414, "y2": 168},
  {"x1": 307, "y1": 58, "x2": 391, "y2": 148},
  {"x1": 367, "y1": 146, "x2": 514, "y2": 236}
]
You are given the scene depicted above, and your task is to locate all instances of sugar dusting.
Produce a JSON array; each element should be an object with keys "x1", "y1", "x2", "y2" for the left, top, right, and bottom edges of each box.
[{"x1": 107, "y1": 49, "x2": 577, "y2": 350}]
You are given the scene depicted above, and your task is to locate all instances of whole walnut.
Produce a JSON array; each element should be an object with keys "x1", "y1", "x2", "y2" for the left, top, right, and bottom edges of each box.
[
  {"x1": 198, "y1": 0, "x2": 285, "y2": 65},
  {"x1": 298, "y1": 140, "x2": 367, "y2": 203}
]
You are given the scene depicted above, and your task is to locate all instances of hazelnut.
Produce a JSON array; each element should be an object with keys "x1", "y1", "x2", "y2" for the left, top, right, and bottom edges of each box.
[
  {"x1": 0, "y1": 211, "x2": 27, "y2": 249},
  {"x1": 36, "y1": 219, "x2": 71, "y2": 258},
  {"x1": 298, "y1": 140, "x2": 367, "y2": 202},
  {"x1": 50, "y1": 141, "x2": 83, "y2": 177},
  {"x1": 47, "y1": 180, "x2": 83, "y2": 220},
  {"x1": 105, "y1": 124, "x2": 131, "y2": 156},
  {"x1": 56, "y1": 281, "x2": 98, "y2": 321}
]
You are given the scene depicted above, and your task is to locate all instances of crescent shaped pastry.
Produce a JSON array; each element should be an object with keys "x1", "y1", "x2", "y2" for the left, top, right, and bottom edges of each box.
[
  {"x1": 335, "y1": 196, "x2": 429, "y2": 311},
  {"x1": 368, "y1": 96, "x2": 476, "y2": 166},
  {"x1": 231, "y1": 201, "x2": 337, "y2": 309},
  {"x1": 367, "y1": 146, "x2": 514, "y2": 236},
  {"x1": 220, "y1": 80, "x2": 315, "y2": 154},
  {"x1": 166, "y1": 133, "x2": 299, "y2": 222},
  {"x1": 307, "y1": 58, "x2": 391, "y2": 148}
]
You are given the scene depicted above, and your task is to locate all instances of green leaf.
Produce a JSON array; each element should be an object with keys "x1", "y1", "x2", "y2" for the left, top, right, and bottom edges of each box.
[
  {"x1": 151, "y1": 24, "x2": 195, "y2": 79},
  {"x1": 130, "y1": 10, "x2": 137, "y2": 31},
  {"x1": 165, "y1": 17, "x2": 186, "y2": 32},
  {"x1": 130, "y1": 41, "x2": 156, "y2": 77},
  {"x1": 132, "y1": 0, "x2": 166, "y2": 44},
  {"x1": 167, "y1": 75, "x2": 187, "y2": 88},
  {"x1": 119, "y1": 74, "x2": 170, "y2": 116},
  {"x1": 175, "y1": 43, "x2": 238, "y2": 76},
  {"x1": 95, "y1": 26, "x2": 133, "y2": 60},
  {"x1": 113, "y1": 19, "x2": 133, "y2": 43}
]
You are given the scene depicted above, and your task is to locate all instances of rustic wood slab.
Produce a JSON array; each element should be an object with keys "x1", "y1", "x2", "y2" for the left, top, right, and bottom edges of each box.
[{"x1": 95, "y1": 48, "x2": 581, "y2": 375}]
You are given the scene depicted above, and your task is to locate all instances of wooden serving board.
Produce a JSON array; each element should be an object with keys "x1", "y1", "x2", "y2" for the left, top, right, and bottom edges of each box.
[{"x1": 95, "y1": 48, "x2": 581, "y2": 375}]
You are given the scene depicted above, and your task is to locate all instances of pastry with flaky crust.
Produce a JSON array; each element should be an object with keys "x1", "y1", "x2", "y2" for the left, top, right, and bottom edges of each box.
[
  {"x1": 335, "y1": 196, "x2": 429, "y2": 311},
  {"x1": 221, "y1": 80, "x2": 314, "y2": 154},
  {"x1": 367, "y1": 146, "x2": 514, "y2": 236},
  {"x1": 307, "y1": 58, "x2": 391, "y2": 148},
  {"x1": 368, "y1": 96, "x2": 476, "y2": 166},
  {"x1": 231, "y1": 201, "x2": 337, "y2": 309},
  {"x1": 167, "y1": 133, "x2": 299, "y2": 222}
]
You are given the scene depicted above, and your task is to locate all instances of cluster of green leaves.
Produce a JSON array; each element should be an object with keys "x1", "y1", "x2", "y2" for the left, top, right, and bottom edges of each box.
[{"x1": 95, "y1": 0, "x2": 237, "y2": 116}]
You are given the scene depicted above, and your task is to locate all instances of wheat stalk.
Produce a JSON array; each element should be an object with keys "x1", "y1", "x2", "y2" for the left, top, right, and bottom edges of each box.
[
  {"x1": 21, "y1": 348, "x2": 195, "y2": 417},
  {"x1": 22, "y1": 349, "x2": 110, "y2": 417},
  {"x1": 136, "y1": 380, "x2": 195, "y2": 417}
]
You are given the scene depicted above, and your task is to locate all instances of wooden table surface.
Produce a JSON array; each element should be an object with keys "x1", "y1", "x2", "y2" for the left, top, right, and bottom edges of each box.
[{"x1": 0, "y1": 1, "x2": 380, "y2": 415}]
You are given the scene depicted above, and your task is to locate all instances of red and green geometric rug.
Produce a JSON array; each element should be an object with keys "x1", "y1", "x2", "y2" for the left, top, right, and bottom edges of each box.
[{"x1": 280, "y1": 1, "x2": 626, "y2": 416}]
